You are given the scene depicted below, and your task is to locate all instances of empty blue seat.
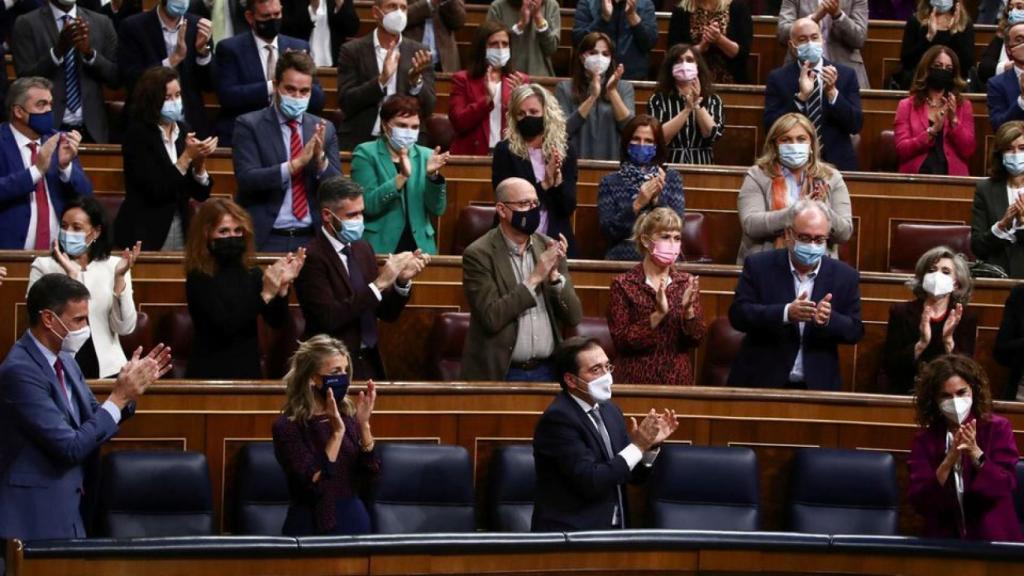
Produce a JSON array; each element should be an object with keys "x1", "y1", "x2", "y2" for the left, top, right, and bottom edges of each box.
[
  {"x1": 788, "y1": 448, "x2": 898, "y2": 535},
  {"x1": 370, "y1": 443, "x2": 475, "y2": 533},
  {"x1": 234, "y1": 442, "x2": 289, "y2": 535},
  {"x1": 647, "y1": 445, "x2": 759, "y2": 530},
  {"x1": 487, "y1": 444, "x2": 535, "y2": 532}
]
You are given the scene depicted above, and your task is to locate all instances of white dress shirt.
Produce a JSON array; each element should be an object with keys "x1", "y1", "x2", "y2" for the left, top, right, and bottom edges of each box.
[
  {"x1": 308, "y1": 0, "x2": 332, "y2": 66},
  {"x1": 782, "y1": 256, "x2": 822, "y2": 383},
  {"x1": 11, "y1": 125, "x2": 71, "y2": 250},
  {"x1": 272, "y1": 106, "x2": 315, "y2": 230},
  {"x1": 488, "y1": 79, "x2": 502, "y2": 149},
  {"x1": 27, "y1": 330, "x2": 122, "y2": 423},
  {"x1": 992, "y1": 185, "x2": 1024, "y2": 242},
  {"x1": 371, "y1": 28, "x2": 422, "y2": 136},
  {"x1": 160, "y1": 10, "x2": 212, "y2": 68},
  {"x1": 793, "y1": 58, "x2": 839, "y2": 110},
  {"x1": 569, "y1": 393, "x2": 659, "y2": 470},
  {"x1": 253, "y1": 32, "x2": 278, "y2": 95}
]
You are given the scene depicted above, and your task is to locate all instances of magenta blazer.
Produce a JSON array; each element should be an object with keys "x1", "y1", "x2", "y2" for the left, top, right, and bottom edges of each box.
[
  {"x1": 448, "y1": 70, "x2": 528, "y2": 156},
  {"x1": 893, "y1": 96, "x2": 975, "y2": 176},
  {"x1": 908, "y1": 414, "x2": 1022, "y2": 541}
]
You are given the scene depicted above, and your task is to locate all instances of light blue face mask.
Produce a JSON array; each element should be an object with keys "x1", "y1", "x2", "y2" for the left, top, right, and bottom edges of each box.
[
  {"x1": 160, "y1": 97, "x2": 184, "y2": 123},
  {"x1": 796, "y1": 40, "x2": 823, "y2": 64},
  {"x1": 278, "y1": 94, "x2": 309, "y2": 120},
  {"x1": 778, "y1": 142, "x2": 810, "y2": 169},
  {"x1": 792, "y1": 240, "x2": 827, "y2": 267},
  {"x1": 165, "y1": 0, "x2": 188, "y2": 18},
  {"x1": 1011, "y1": 8, "x2": 1024, "y2": 24},
  {"x1": 930, "y1": 0, "x2": 954, "y2": 13},
  {"x1": 388, "y1": 126, "x2": 419, "y2": 151},
  {"x1": 59, "y1": 229, "x2": 91, "y2": 257},
  {"x1": 332, "y1": 213, "x2": 365, "y2": 243},
  {"x1": 1004, "y1": 152, "x2": 1024, "y2": 175}
]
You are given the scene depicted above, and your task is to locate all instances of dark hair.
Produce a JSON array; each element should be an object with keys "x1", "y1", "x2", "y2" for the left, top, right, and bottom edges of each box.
[
  {"x1": 61, "y1": 196, "x2": 113, "y2": 262},
  {"x1": 131, "y1": 66, "x2": 180, "y2": 125},
  {"x1": 656, "y1": 43, "x2": 716, "y2": 99},
  {"x1": 274, "y1": 50, "x2": 317, "y2": 84},
  {"x1": 570, "y1": 32, "x2": 617, "y2": 104},
  {"x1": 913, "y1": 355, "x2": 994, "y2": 428},
  {"x1": 27, "y1": 273, "x2": 90, "y2": 326},
  {"x1": 990, "y1": 120, "x2": 1024, "y2": 181},
  {"x1": 619, "y1": 114, "x2": 667, "y2": 166},
  {"x1": 318, "y1": 176, "x2": 365, "y2": 208},
  {"x1": 379, "y1": 94, "x2": 421, "y2": 123},
  {"x1": 469, "y1": 20, "x2": 515, "y2": 78},
  {"x1": 553, "y1": 336, "x2": 602, "y2": 391},
  {"x1": 909, "y1": 45, "x2": 967, "y2": 105}
]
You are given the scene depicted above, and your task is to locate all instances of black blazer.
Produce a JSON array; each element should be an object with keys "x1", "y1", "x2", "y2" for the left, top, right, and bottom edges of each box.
[
  {"x1": 995, "y1": 283, "x2": 1024, "y2": 400},
  {"x1": 880, "y1": 299, "x2": 977, "y2": 394},
  {"x1": 898, "y1": 16, "x2": 974, "y2": 88},
  {"x1": 971, "y1": 178, "x2": 1024, "y2": 278},
  {"x1": 118, "y1": 9, "x2": 214, "y2": 137},
  {"x1": 114, "y1": 121, "x2": 212, "y2": 249},
  {"x1": 531, "y1": 391, "x2": 650, "y2": 532},
  {"x1": 0, "y1": 44, "x2": 7, "y2": 123},
  {"x1": 666, "y1": 0, "x2": 753, "y2": 84},
  {"x1": 727, "y1": 249, "x2": 864, "y2": 391},
  {"x1": 491, "y1": 139, "x2": 579, "y2": 258},
  {"x1": 280, "y1": 0, "x2": 359, "y2": 66}
]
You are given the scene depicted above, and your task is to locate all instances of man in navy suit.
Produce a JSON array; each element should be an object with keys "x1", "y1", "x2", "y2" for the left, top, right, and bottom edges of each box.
[
  {"x1": 532, "y1": 337, "x2": 678, "y2": 532},
  {"x1": 117, "y1": 0, "x2": 214, "y2": 137},
  {"x1": 988, "y1": 22, "x2": 1024, "y2": 131},
  {"x1": 764, "y1": 17, "x2": 862, "y2": 171},
  {"x1": 0, "y1": 274, "x2": 171, "y2": 544},
  {"x1": 728, "y1": 199, "x2": 863, "y2": 391},
  {"x1": 0, "y1": 77, "x2": 92, "y2": 250},
  {"x1": 233, "y1": 49, "x2": 341, "y2": 252},
  {"x1": 212, "y1": 0, "x2": 324, "y2": 146}
]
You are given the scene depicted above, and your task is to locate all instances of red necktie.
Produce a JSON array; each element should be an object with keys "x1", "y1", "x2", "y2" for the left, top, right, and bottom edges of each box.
[
  {"x1": 54, "y1": 358, "x2": 69, "y2": 404},
  {"x1": 287, "y1": 120, "x2": 309, "y2": 220},
  {"x1": 28, "y1": 142, "x2": 50, "y2": 250}
]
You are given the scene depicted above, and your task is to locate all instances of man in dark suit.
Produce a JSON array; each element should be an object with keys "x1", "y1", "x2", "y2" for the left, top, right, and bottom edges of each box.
[
  {"x1": 191, "y1": 0, "x2": 247, "y2": 46},
  {"x1": 280, "y1": 0, "x2": 359, "y2": 66},
  {"x1": 0, "y1": 274, "x2": 170, "y2": 543},
  {"x1": 0, "y1": 77, "x2": 92, "y2": 249},
  {"x1": 117, "y1": 0, "x2": 214, "y2": 137},
  {"x1": 728, "y1": 199, "x2": 864, "y2": 391},
  {"x1": 764, "y1": 17, "x2": 862, "y2": 171},
  {"x1": 988, "y1": 22, "x2": 1024, "y2": 131},
  {"x1": 294, "y1": 176, "x2": 428, "y2": 379},
  {"x1": 0, "y1": 0, "x2": 40, "y2": 47},
  {"x1": 11, "y1": 0, "x2": 119, "y2": 142},
  {"x1": 213, "y1": 0, "x2": 324, "y2": 145},
  {"x1": 233, "y1": 50, "x2": 340, "y2": 251},
  {"x1": 0, "y1": 45, "x2": 8, "y2": 122},
  {"x1": 532, "y1": 336, "x2": 677, "y2": 532},
  {"x1": 336, "y1": 0, "x2": 435, "y2": 151}
]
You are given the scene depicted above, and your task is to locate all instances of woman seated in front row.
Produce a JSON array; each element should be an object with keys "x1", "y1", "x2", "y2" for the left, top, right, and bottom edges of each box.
[
  {"x1": 598, "y1": 114, "x2": 686, "y2": 261},
  {"x1": 881, "y1": 247, "x2": 976, "y2": 394},
  {"x1": 736, "y1": 112, "x2": 852, "y2": 264}
]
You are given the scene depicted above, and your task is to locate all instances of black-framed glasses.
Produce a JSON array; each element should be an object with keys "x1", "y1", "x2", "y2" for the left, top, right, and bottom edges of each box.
[
  {"x1": 501, "y1": 199, "x2": 540, "y2": 210},
  {"x1": 796, "y1": 233, "x2": 828, "y2": 245}
]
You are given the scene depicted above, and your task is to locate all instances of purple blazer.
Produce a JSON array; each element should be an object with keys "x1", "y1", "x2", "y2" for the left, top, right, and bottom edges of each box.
[{"x1": 908, "y1": 414, "x2": 1022, "y2": 541}]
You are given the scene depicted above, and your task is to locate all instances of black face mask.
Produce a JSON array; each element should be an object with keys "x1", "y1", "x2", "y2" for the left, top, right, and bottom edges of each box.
[
  {"x1": 925, "y1": 68, "x2": 954, "y2": 92},
  {"x1": 253, "y1": 17, "x2": 282, "y2": 41},
  {"x1": 506, "y1": 204, "x2": 541, "y2": 235},
  {"x1": 517, "y1": 115, "x2": 545, "y2": 139},
  {"x1": 209, "y1": 236, "x2": 246, "y2": 265}
]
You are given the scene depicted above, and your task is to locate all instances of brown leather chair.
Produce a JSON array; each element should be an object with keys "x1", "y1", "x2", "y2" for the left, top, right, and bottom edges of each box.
[
  {"x1": 118, "y1": 311, "x2": 150, "y2": 358},
  {"x1": 700, "y1": 318, "x2": 745, "y2": 386},
  {"x1": 451, "y1": 205, "x2": 496, "y2": 255},
  {"x1": 153, "y1": 306, "x2": 193, "y2": 379},
  {"x1": 258, "y1": 307, "x2": 307, "y2": 379},
  {"x1": 874, "y1": 130, "x2": 897, "y2": 173},
  {"x1": 683, "y1": 212, "x2": 712, "y2": 264},
  {"x1": 423, "y1": 114, "x2": 455, "y2": 152},
  {"x1": 427, "y1": 312, "x2": 470, "y2": 381},
  {"x1": 565, "y1": 316, "x2": 617, "y2": 362},
  {"x1": 888, "y1": 222, "x2": 974, "y2": 273}
]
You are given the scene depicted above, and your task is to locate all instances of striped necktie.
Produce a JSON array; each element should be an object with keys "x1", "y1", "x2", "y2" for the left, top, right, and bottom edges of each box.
[
  {"x1": 62, "y1": 16, "x2": 81, "y2": 113},
  {"x1": 806, "y1": 76, "x2": 823, "y2": 144}
]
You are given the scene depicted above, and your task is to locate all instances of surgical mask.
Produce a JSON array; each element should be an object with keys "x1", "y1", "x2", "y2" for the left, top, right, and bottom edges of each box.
[
  {"x1": 59, "y1": 229, "x2": 92, "y2": 257},
  {"x1": 792, "y1": 241, "x2": 826, "y2": 267},
  {"x1": 1011, "y1": 8, "x2": 1024, "y2": 24},
  {"x1": 650, "y1": 239, "x2": 681, "y2": 267},
  {"x1": 506, "y1": 204, "x2": 541, "y2": 235},
  {"x1": 672, "y1": 61, "x2": 698, "y2": 82},
  {"x1": 930, "y1": 0, "x2": 954, "y2": 13},
  {"x1": 165, "y1": 0, "x2": 188, "y2": 18},
  {"x1": 582, "y1": 372, "x2": 613, "y2": 403},
  {"x1": 320, "y1": 373, "x2": 350, "y2": 405},
  {"x1": 627, "y1": 143, "x2": 657, "y2": 164},
  {"x1": 253, "y1": 17, "x2": 282, "y2": 41},
  {"x1": 1003, "y1": 152, "x2": 1024, "y2": 175},
  {"x1": 209, "y1": 236, "x2": 246, "y2": 264},
  {"x1": 583, "y1": 54, "x2": 611, "y2": 76},
  {"x1": 517, "y1": 115, "x2": 544, "y2": 139},
  {"x1": 160, "y1": 97, "x2": 184, "y2": 123},
  {"x1": 48, "y1": 311, "x2": 92, "y2": 356},
  {"x1": 278, "y1": 94, "x2": 309, "y2": 120},
  {"x1": 388, "y1": 126, "x2": 419, "y2": 151},
  {"x1": 25, "y1": 110, "x2": 54, "y2": 137},
  {"x1": 796, "y1": 41, "x2": 823, "y2": 64},
  {"x1": 56, "y1": 0, "x2": 76, "y2": 7},
  {"x1": 778, "y1": 142, "x2": 810, "y2": 169},
  {"x1": 925, "y1": 68, "x2": 954, "y2": 92},
  {"x1": 922, "y1": 271, "x2": 955, "y2": 297},
  {"x1": 332, "y1": 213, "x2": 365, "y2": 244},
  {"x1": 381, "y1": 9, "x2": 407, "y2": 34},
  {"x1": 940, "y1": 396, "x2": 972, "y2": 424},
  {"x1": 486, "y1": 47, "x2": 511, "y2": 68}
]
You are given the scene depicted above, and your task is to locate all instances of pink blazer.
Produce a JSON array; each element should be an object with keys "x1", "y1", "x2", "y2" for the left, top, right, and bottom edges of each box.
[
  {"x1": 893, "y1": 96, "x2": 975, "y2": 176},
  {"x1": 448, "y1": 70, "x2": 528, "y2": 156}
]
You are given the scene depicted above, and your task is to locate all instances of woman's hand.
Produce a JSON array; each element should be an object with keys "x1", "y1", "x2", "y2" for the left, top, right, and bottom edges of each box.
[
  {"x1": 943, "y1": 95, "x2": 958, "y2": 129},
  {"x1": 942, "y1": 302, "x2": 963, "y2": 353},
  {"x1": 926, "y1": 10, "x2": 938, "y2": 40},
  {"x1": 605, "y1": 63, "x2": 624, "y2": 94},
  {"x1": 956, "y1": 419, "x2": 982, "y2": 461},
  {"x1": 51, "y1": 239, "x2": 80, "y2": 279},
  {"x1": 261, "y1": 260, "x2": 285, "y2": 303},
  {"x1": 327, "y1": 387, "x2": 345, "y2": 437},
  {"x1": 681, "y1": 276, "x2": 700, "y2": 320},
  {"x1": 115, "y1": 241, "x2": 142, "y2": 278},
  {"x1": 915, "y1": 302, "x2": 934, "y2": 359},
  {"x1": 589, "y1": 71, "x2": 602, "y2": 100},
  {"x1": 355, "y1": 380, "x2": 376, "y2": 426},
  {"x1": 542, "y1": 151, "x2": 563, "y2": 190},
  {"x1": 807, "y1": 178, "x2": 830, "y2": 201},
  {"x1": 426, "y1": 146, "x2": 449, "y2": 177},
  {"x1": 650, "y1": 278, "x2": 669, "y2": 328}
]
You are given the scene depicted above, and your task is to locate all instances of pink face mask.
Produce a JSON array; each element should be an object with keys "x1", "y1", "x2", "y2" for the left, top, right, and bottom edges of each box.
[
  {"x1": 650, "y1": 239, "x2": 681, "y2": 266},
  {"x1": 672, "y1": 62, "x2": 698, "y2": 82}
]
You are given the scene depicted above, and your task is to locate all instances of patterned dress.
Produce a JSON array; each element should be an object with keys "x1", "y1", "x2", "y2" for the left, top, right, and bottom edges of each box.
[
  {"x1": 690, "y1": 7, "x2": 733, "y2": 83},
  {"x1": 647, "y1": 91, "x2": 725, "y2": 164}
]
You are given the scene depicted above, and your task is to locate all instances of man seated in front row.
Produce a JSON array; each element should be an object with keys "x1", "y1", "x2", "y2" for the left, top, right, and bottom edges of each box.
[
  {"x1": 728, "y1": 199, "x2": 864, "y2": 390},
  {"x1": 461, "y1": 177, "x2": 583, "y2": 382},
  {"x1": 532, "y1": 336, "x2": 678, "y2": 531}
]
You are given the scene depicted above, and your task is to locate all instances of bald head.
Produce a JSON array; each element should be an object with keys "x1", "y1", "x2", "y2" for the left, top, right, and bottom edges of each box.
[
  {"x1": 791, "y1": 18, "x2": 821, "y2": 42},
  {"x1": 789, "y1": 200, "x2": 831, "y2": 236},
  {"x1": 495, "y1": 177, "x2": 535, "y2": 203}
]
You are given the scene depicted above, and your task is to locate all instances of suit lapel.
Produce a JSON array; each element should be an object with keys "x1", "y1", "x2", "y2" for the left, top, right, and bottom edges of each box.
[
  {"x1": 241, "y1": 33, "x2": 263, "y2": 80},
  {"x1": 18, "y1": 333, "x2": 77, "y2": 425},
  {"x1": 319, "y1": 230, "x2": 353, "y2": 293},
  {"x1": 40, "y1": 8, "x2": 60, "y2": 47},
  {"x1": 810, "y1": 258, "x2": 832, "y2": 302},
  {"x1": 991, "y1": 181, "x2": 1010, "y2": 222},
  {"x1": 489, "y1": 229, "x2": 519, "y2": 295},
  {"x1": 60, "y1": 353, "x2": 84, "y2": 427},
  {"x1": 146, "y1": 10, "x2": 167, "y2": 59},
  {"x1": 1, "y1": 124, "x2": 24, "y2": 172},
  {"x1": 396, "y1": 40, "x2": 410, "y2": 95},
  {"x1": 263, "y1": 107, "x2": 288, "y2": 165},
  {"x1": 562, "y1": 392, "x2": 611, "y2": 462}
]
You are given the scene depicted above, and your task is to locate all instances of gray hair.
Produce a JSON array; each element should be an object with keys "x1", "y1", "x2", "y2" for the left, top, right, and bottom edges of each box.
[
  {"x1": 494, "y1": 177, "x2": 534, "y2": 203},
  {"x1": 908, "y1": 246, "x2": 974, "y2": 304},
  {"x1": 787, "y1": 199, "x2": 832, "y2": 227},
  {"x1": 5, "y1": 77, "x2": 52, "y2": 114}
]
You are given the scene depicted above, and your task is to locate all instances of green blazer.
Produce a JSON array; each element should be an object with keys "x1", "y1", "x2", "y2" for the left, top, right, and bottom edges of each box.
[{"x1": 350, "y1": 138, "x2": 447, "y2": 254}]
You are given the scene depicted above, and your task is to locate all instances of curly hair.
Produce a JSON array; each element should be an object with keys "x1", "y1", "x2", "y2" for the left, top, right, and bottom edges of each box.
[
  {"x1": 906, "y1": 245, "x2": 973, "y2": 304},
  {"x1": 505, "y1": 83, "x2": 567, "y2": 160},
  {"x1": 913, "y1": 355, "x2": 993, "y2": 428}
]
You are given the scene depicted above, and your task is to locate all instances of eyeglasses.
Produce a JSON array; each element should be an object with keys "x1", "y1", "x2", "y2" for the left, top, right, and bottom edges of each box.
[
  {"x1": 796, "y1": 233, "x2": 829, "y2": 245},
  {"x1": 584, "y1": 363, "x2": 614, "y2": 377},
  {"x1": 501, "y1": 199, "x2": 540, "y2": 210}
]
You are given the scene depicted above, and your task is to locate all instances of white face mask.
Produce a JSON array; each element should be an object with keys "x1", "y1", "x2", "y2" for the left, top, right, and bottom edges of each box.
[
  {"x1": 583, "y1": 54, "x2": 611, "y2": 76},
  {"x1": 922, "y1": 271, "x2": 955, "y2": 297},
  {"x1": 381, "y1": 9, "x2": 407, "y2": 34},
  {"x1": 582, "y1": 372, "x2": 613, "y2": 403},
  {"x1": 486, "y1": 47, "x2": 511, "y2": 68},
  {"x1": 940, "y1": 395, "x2": 972, "y2": 424},
  {"x1": 48, "y1": 311, "x2": 92, "y2": 356}
]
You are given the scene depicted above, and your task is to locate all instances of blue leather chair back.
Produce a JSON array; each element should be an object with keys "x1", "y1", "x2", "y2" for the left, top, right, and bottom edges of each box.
[
  {"x1": 1015, "y1": 459, "x2": 1024, "y2": 534},
  {"x1": 788, "y1": 448, "x2": 898, "y2": 535},
  {"x1": 648, "y1": 445, "x2": 760, "y2": 530},
  {"x1": 370, "y1": 443, "x2": 475, "y2": 533},
  {"x1": 487, "y1": 445, "x2": 535, "y2": 532},
  {"x1": 234, "y1": 442, "x2": 289, "y2": 535},
  {"x1": 98, "y1": 451, "x2": 214, "y2": 537}
]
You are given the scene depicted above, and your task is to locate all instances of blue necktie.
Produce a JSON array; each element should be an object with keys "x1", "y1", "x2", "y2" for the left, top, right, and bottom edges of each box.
[{"x1": 62, "y1": 16, "x2": 82, "y2": 113}]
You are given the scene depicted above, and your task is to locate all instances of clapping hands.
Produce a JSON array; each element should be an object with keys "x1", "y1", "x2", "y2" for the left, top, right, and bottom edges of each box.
[{"x1": 629, "y1": 408, "x2": 680, "y2": 451}]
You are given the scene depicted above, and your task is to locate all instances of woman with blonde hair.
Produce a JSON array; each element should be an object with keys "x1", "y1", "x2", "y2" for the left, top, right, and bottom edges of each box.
[
  {"x1": 607, "y1": 207, "x2": 705, "y2": 385},
  {"x1": 492, "y1": 83, "x2": 579, "y2": 256},
  {"x1": 895, "y1": 0, "x2": 974, "y2": 89},
  {"x1": 736, "y1": 112, "x2": 852, "y2": 263},
  {"x1": 184, "y1": 198, "x2": 306, "y2": 379},
  {"x1": 272, "y1": 335, "x2": 380, "y2": 535},
  {"x1": 667, "y1": 0, "x2": 753, "y2": 84}
]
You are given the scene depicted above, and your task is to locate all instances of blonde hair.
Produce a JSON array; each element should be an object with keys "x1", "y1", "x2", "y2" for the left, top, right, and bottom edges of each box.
[
  {"x1": 677, "y1": 0, "x2": 729, "y2": 11},
  {"x1": 630, "y1": 207, "x2": 684, "y2": 257},
  {"x1": 281, "y1": 335, "x2": 355, "y2": 422},
  {"x1": 505, "y1": 83, "x2": 568, "y2": 160},
  {"x1": 915, "y1": 0, "x2": 970, "y2": 33},
  {"x1": 756, "y1": 113, "x2": 834, "y2": 180}
]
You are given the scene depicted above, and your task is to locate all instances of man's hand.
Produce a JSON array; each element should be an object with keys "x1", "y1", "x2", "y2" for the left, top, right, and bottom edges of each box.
[
  {"x1": 787, "y1": 291, "x2": 816, "y2": 323},
  {"x1": 71, "y1": 18, "x2": 93, "y2": 56},
  {"x1": 600, "y1": 0, "x2": 613, "y2": 22},
  {"x1": 821, "y1": 65, "x2": 838, "y2": 101},
  {"x1": 527, "y1": 235, "x2": 565, "y2": 288},
  {"x1": 291, "y1": 123, "x2": 325, "y2": 173},
  {"x1": 797, "y1": 62, "x2": 816, "y2": 102},
  {"x1": 409, "y1": 49, "x2": 432, "y2": 86},
  {"x1": 374, "y1": 252, "x2": 411, "y2": 292},
  {"x1": 813, "y1": 293, "x2": 832, "y2": 326},
  {"x1": 57, "y1": 131, "x2": 81, "y2": 169},
  {"x1": 628, "y1": 410, "x2": 660, "y2": 452},
  {"x1": 195, "y1": 17, "x2": 212, "y2": 53},
  {"x1": 651, "y1": 408, "x2": 679, "y2": 446},
  {"x1": 56, "y1": 21, "x2": 75, "y2": 55},
  {"x1": 169, "y1": 20, "x2": 189, "y2": 67},
  {"x1": 379, "y1": 45, "x2": 399, "y2": 86},
  {"x1": 397, "y1": 249, "x2": 429, "y2": 282},
  {"x1": 35, "y1": 132, "x2": 60, "y2": 173},
  {"x1": 109, "y1": 344, "x2": 173, "y2": 408}
]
